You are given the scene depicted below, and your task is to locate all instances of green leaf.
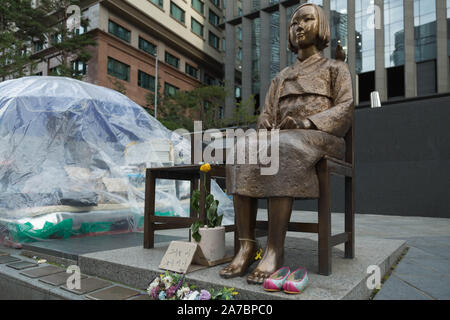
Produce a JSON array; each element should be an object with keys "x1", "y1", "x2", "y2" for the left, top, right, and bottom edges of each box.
[
  {"x1": 205, "y1": 194, "x2": 214, "y2": 207},
  {"x1": 207, "y1": 206, "x2": 217, "y2": 228},
  {"x1": 192, "y1": 232, "x2": 201, "y2": 242},
  {"x1": 217, "y1": 214, "x2": 223, "y2": 227},
  {"x1": 191, "y1": 220, "x2": 202, "y2": 242},
  {"x1": 190, "y1": 190, "x2": 200, "y2": 212}
]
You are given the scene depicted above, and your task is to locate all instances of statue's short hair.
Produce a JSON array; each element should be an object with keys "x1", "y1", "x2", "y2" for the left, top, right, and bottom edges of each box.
[{"x1": 288, "y1": 3, "x2": 330, "y2": 53}]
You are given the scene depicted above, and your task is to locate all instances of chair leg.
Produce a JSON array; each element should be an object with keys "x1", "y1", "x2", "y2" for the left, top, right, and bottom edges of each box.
[
  {"x1": 189, "y1": 178, "x2": 198, "y2": 218},
  {"x1": 345, "y1": 176, "x2": 355, "y2": 259},
  {"x1": 317, "y1": 160, "x2": 331, "y2": 276},
  {"x1": 144, "y1": 170, "x2": 156, "y2": 249}
]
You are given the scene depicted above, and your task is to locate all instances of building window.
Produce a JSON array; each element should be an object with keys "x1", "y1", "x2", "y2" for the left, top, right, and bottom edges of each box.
[
  {"x1": 235, "y1": 87, "x2": 241, "y2": 99},
  {"x1": 107, "y1": 57, "x2": 130, "y2": 81},
  {"x1": 165, "y1": 52, "x2": 179, "y2": 68},
  {"x1": 49, "y1": 67, "x2": 62, "y2": 75},
  {"x1": 165, "y1": 82, "x2": 179, "y2": 96},
  {"x1": 330, "y1": 0, "x2": 348, "y2": 61},
  {"x1": 50, "y1": 33, "x2": 62, "y2": 45},
  {"x1": 209, "y1": 31, "x2": 219, "y2": 49},
  {"x1": 72, "y1": 60, "x2": 88, "y2": 75},
  {"x1": 308, "y1": 0, "x2": 323, "y2": 6},
  {"x1": 237, "y1": 47, "x2": 242, "y2": 62},
  {"x1": 209, "y1": 9, "x2": 220, "y2": 26},
  {"x1": 108, "y1": 20, "x2": 130, "y2": 43},
  {"x1": 269, "y1": 12, "x2": 280, "y2": 80},
  {"x1": 384, "y1": 0, "x2": 404, "y2": 67},
  {"x1": 387, "y1": 65, "x2": 405, "y2": 98},
  {"x1": 139, "y1": 37, "x2": 157, "y2": 56},
  {"x1": 138, "y1": 70, "x2": 155, "y2": 91},
  {"x1": 355, "y1": 0, "x2": 375, "y2": 74},
  {"x1": 204, "y1": 73, "x2": 215, "y2": 85},
  {"x1": 170, "y1": 1, "x2": 185, "y2": 24},
  {"x1": 192, "y1": 0, "x2": 204, "y2": 15},
  {"x1": 75, "y1": 24, "x2": 87, "y2": 35},
  {"x1": 417, "y1": 59, "x2": 437, "y2": 96},
  {"x1": 33, "y1": 41, "x2": 44, "y2": 53},
  {"x1": 252, "y1": 18, "x2": 260, "y2": 96},
  {"x1": 191, "y1": 17, "x2": 204, "y2": 37},
  {"x1": 447, "y1": 0, "x2": 450, "y2": 56},
  {"x1": 185, "y1": 63, "x2": 198, "y2": 78},
  {"x1": 287, "y1": 5, "x2": 298, "y2": 66},
  {"x1": 151, "y1": 0, "x2": 163, "y2": 7},
  {"x1": 358, "y1": 71, "x2": 375, "y2": 103},
  {"x1": 236, "y1": 26, "x2": 242, "y2": 41},
  {"x1": 211, "y1": 0, "x2": 220, "y2": 8},
  {"x1": 414, "y1": 0, "x2": 437, "y2": 63}
]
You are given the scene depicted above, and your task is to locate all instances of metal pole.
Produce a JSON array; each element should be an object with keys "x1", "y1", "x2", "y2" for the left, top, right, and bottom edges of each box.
[{"x1": 154, "y1": 51, "x2": 158, "y2": 119}]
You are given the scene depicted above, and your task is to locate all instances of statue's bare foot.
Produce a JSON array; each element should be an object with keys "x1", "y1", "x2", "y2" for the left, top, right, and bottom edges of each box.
[
  {"x1": 220, "y1": 240, "x2": 256, "y2": 279},
  {"x1": 247, "y1": 249, "x2": 283, "y2": 284}
]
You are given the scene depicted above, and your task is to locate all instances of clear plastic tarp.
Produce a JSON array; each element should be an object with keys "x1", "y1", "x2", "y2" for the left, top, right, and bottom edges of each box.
[{"x1": 0, "y1": 76, "x2": 234, "y2": 243}]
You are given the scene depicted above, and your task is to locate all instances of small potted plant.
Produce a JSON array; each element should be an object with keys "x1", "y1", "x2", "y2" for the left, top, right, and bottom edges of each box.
[{"x1": 190, "y1": 163, "x2": 225, "y2": 263}]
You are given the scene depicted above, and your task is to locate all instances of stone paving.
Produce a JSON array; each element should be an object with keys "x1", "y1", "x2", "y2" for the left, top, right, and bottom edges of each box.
[
  {"x1": 1, "y1": 210, "x2": 449, "y2": 300},
  {"x1": 0, "y1": 243, "x2": 152, "y2": 300},
  {"x1": 374, "y1": 236, "x2": 450, "y2": 300},
  {"x1": 278, "y1": 210, "x2": 450, "y2": 300}
]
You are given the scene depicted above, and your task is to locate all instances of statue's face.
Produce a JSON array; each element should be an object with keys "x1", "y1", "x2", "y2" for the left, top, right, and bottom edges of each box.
[{"x1": 289, "y1": 5, "x2": 319, "y2": 50}]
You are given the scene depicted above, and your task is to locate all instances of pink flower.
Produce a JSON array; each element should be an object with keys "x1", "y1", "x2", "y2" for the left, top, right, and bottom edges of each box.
[
  {"x1": 151, "y1": 286, "x2": 160, "y2": 300},
  {"x1": 166, "y1": 285, "x2": 177, "y2": 298},
  {"x1": 199, "y1": 290, "x2": 211, "y2": 300}
]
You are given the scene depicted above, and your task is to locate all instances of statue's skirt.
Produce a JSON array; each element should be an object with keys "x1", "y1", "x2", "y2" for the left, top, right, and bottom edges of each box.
[{"x1": 226, "y1": 129, "x2": 345, "y2": 199}]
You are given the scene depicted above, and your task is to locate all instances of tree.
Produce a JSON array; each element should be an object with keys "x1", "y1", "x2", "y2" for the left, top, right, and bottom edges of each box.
[
  {"x1": 229, "y1": 95, "x2": 258, "y2": 127},
  {"x1": 0, "y1": 0, "x2": 97, "y2": 81},
  {"x1": 108, "y1": 76, "x2": 127, "y2": 95},
  {"x1": 0, "y1": 0, "x2": 49, "y2": 80},
  {"x1": 145, "y1": 84, "x2": 229, "y2": 132},
  {"x1": 40, "y1": 0, "x2": 97, "y2": 79}
]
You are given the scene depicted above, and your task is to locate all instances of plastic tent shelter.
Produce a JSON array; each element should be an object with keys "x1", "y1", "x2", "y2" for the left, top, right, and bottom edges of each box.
[{"x1": 0, "y1": 76, "x2": 234, "y2": 244}]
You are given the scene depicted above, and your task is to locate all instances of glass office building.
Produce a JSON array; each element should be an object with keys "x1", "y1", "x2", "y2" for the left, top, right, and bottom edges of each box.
[{"x1": 223, "y1": 0, "x2": 450, "y2": 114}]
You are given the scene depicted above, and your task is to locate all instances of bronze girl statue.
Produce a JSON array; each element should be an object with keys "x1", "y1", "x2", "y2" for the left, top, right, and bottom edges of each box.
[{"x1": 220, "y1": 3, "x2": 354, "y2": 284}]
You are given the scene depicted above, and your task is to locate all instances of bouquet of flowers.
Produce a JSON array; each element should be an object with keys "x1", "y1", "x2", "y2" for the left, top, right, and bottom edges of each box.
[{"x1": 147, "y1": 271, "x2": 238, "y2": 300}]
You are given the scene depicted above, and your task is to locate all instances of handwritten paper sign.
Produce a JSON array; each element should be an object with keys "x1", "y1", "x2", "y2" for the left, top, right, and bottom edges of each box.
[{"x1": 159, "y1": 241, "x2": 208, "y2": 274}]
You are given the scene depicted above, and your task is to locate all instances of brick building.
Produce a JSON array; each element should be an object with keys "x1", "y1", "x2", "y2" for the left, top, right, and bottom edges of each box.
[{"x1": 33, "y1": 0, "x2": 226, "y2": 109}]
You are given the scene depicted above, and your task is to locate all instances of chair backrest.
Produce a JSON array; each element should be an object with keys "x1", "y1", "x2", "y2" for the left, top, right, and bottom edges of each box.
[
  {"x1": 189, "y1": 127, "x2": 251, "y2": 165},
  {"x1": 344, "y1": 125, "x2": 354, "y2": 166}
]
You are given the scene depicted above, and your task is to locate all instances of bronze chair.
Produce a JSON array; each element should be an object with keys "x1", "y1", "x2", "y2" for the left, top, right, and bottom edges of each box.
[
  {"x1": 143, "y1": 132, "x2": 237, "y2": 249},
  {"x1": 255, "y1": 127, "x2": 355, "y2": 276}
]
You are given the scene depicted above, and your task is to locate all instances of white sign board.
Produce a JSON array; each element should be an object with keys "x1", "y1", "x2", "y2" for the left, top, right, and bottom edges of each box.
[{"x1": 159, "y1": 241, "x2": 208, "y2": 274}]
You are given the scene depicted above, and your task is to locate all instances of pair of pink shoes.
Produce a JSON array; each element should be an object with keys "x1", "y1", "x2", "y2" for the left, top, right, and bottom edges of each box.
[{"x1": 263, "y1": 267, "x2": 308, "y2": 294}]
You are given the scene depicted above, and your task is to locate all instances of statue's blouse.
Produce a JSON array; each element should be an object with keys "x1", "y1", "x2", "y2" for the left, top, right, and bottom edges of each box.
[{"x1": 258, "y1": 52, "x2": 353, "y2": 138}]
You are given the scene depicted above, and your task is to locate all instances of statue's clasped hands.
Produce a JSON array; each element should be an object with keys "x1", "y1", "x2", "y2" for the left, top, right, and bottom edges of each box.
[{"x1": 258, "y1": 116, "x2": 314, "y2": 130}]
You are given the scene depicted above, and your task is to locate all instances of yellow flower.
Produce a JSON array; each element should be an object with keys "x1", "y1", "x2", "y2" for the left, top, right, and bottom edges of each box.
[
  {"x1": 200, "y1": 163, "x2": 211, "y2": 173},
  {"x1": 232, "y1": 291, "x2": 239, "y2": 296}
]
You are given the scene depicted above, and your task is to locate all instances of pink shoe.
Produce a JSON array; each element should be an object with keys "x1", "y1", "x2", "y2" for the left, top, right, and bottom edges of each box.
[
  {"x1": 283, "y1": 267, "x2": 308, "y2": 294},
  {"x1": 263, "y1": 267, "x2": 291, "y2": 292}
]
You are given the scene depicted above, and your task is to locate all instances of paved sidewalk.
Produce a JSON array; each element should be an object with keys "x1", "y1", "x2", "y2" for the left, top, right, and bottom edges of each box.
[
  {"x1": 253, "y1": 210, "x2": 450, "y2": 300},
  {"x1": 374, "y1": 236, "x2": 450, "y2": 300}
]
